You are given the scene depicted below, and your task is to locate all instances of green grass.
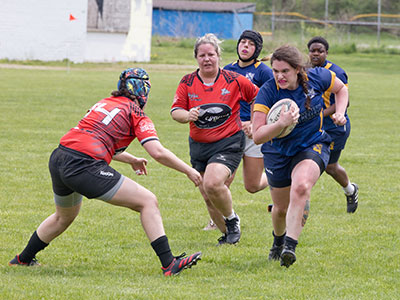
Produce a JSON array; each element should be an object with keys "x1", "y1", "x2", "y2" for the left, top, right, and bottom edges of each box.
[{"x1": 0, "y1": 52, "x2": 399, "y2": 299}]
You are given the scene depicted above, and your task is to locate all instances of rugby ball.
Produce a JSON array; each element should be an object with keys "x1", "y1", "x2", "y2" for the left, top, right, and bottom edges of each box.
[{"x1": 267, "y1": 98, "x2": 299, "y2": 138}]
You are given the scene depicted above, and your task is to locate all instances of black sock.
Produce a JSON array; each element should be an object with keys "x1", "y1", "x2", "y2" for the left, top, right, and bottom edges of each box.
[
  {"x1": 272, "y1": 231, "x2": 286, "y2": 246},
  {"x1": 150, "y1": 235, "x2": 174, "y2": 268},
  {"x1": 19, "y1": 231, "x2": 48, "y2": 263},
  {"x1": 284, "y1": 236, "x2": 298, "y2": 252}
]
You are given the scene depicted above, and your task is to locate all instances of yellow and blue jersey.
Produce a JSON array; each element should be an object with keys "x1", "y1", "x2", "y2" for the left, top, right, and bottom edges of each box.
[
  {"x1": 254, "y1": 67, "x2": 334, "y2": 156},
  {"x1": 224, "y1": 61, "x2": 273, "y2": 122}
]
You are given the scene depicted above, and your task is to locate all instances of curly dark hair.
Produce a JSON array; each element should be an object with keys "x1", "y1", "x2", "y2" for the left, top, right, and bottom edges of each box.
[{"x1": 307, "y1": 36, "x2": 329, "y2": 51}]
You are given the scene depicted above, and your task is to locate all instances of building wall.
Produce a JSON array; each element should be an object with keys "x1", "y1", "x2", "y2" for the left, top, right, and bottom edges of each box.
[
  {"x1": 0, "y1": 0, "x2": 87, "y2": 62},
  {"x1": 152, "y1": 9, "x2": 253, "y2": 39},
  {"x1": 86, "y1": 0, "x2": 152, "y2": 62}
]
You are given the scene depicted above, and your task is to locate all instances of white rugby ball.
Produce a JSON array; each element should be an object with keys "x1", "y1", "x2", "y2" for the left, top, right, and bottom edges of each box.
[{"x1": 267, "y1": 98, "x2": 299, "y2": 138}]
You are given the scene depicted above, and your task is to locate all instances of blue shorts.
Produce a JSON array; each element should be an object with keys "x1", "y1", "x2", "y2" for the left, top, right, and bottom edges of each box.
[
  {"x1": 189, "y1": 130, "x2": 245, "y2": 174},
  {"x1": 326, "y1": 121, "x2": 351, "y2": 151},
  {"x1": 326, "y1": 121, "x2": 350, "y2": 164},
  {"x1": 263, "y1": 142, "x2": 330, "y2": 188}
]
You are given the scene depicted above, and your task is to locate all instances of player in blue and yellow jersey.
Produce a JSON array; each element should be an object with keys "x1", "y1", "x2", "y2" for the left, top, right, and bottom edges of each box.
[
  {"x1": 308, "y1": 36, "x2": 358, "y2": 213},
  {"x1": 9, "y1": 68, "x2": 202, "y2": 276},
  {"x1": 223, "y1": 30, "x2": 273, "y2": 193},
  {"x1": 252, "y1": 45, "x2": 348, "y2": 268}
]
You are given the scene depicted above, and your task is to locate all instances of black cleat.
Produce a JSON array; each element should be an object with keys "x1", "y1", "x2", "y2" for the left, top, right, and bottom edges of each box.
[
  {"x1": 280, "y1": 248, "x2": 296, "y2": 268},
  {"x1": 268, "y1": 244, "x2": 284, "y2": 261},
  {"x1": 9, "y1": 255, "x2": 40, "y2": 266},
  {"x1": 346, "y1": 183, "x2": 359, "y2": 213},
  {"x1": 225, "y1": 214, "x2": 241, "y2": 244},
  {"x1": 162, "y1": 252, "x2": 202, "y2": 276},
  {"x1": 217, "y1": 233, "x2": 227, "y2": 246}
]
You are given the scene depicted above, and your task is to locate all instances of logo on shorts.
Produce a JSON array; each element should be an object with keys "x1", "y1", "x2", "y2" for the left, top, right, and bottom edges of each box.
[
  {"x1": 265, "y1": 168, "x2": 273, "y2": 175},
  {"x1": 100, "y1": 171, "x2": 114, "y2": 177},
  {"x1": 216, "y1": 154, "x2": 226, "y2": 161}
]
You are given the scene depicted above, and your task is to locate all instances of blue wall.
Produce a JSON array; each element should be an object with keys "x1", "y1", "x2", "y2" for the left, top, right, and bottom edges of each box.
[{"x1": 152, "y1": 9, "x2": 253, "y2": 39}]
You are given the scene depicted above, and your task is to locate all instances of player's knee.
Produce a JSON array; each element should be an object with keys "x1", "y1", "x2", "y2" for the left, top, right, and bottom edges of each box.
[
  {"x1": 145, "y1": 193, "x2": 159, "y2": 209},
  {"x1": 55, "y1": 213, "x2": 77, "y2": 228},
  {"x1": 244, "y1": 183, "x2": 260, "y2": 194},
  {"x1": 292, "y1": 181, "x2": 312, "y2": 199},
  {"x1": 325, "y1": 164, "x2": 337, "y2": 176},
  {"x1": 203, "y1": 179, "x2": 222, "y2": 196},
  {"x1": 273, "y1": 205, "x2": 287, "y2": 217}
]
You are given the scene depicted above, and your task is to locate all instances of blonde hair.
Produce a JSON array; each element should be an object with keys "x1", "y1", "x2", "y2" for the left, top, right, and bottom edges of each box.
[{"x1": 194, "y1": 33, "x2": 223, "y2": 58}]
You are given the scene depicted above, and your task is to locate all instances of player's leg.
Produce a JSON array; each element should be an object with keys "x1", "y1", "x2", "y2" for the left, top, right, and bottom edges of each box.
[
  {"x1": 9, "y1": 194, "x2": 82, "y2": 266},
  {"x1": 198, "y1": 179, "x2": 226, "y2": 232},
  {"x1": 202, "y1": 169, "x2": 237, "y2": 231},
  {"x1": 268, "y1": 186, "x2": 290, "y2": 260},
  {"x1": 107, "y1": 176, "x2": 201, "y2": 276},
  {"x1": 242, "y1": 155, "x2": 268, "y2": 193},
  {"x1": 287, "y1": 159, "x2": 320, "y2": 240},
  {"x1": 203, "y1": 162, "x2": 241, "y2": 244},
  {"x1": 326, "y1": 150, "x2": 358, "y2": 213},
  {"x1": 202, "y1": 163, "x2": 233, "y2": 216},
  {"x1": 108, "y1": 177, "x2": 164, "y2": 241}
]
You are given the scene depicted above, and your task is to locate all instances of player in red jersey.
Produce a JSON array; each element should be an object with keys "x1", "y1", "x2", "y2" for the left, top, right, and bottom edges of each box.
[
  {"x1": 9, "y1": 68, "x2": 202, "y2": 276},
  {"x1": 171, "y1": 33, "x2": 259, "y2": 245}
]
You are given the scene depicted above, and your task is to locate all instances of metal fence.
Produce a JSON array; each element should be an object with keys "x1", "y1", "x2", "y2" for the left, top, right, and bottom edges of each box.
[{"x1": 252, "y1": 0, "x2": 400, "y2": 46}]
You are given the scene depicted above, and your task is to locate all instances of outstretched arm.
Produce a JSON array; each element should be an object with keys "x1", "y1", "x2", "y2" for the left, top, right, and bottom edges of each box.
[
  {"x1": 113, "y1": 152, "x2": 148, "y2": 175},
  {"x1": 142, "y1": 140, "x2": 202, "y2": 186}
]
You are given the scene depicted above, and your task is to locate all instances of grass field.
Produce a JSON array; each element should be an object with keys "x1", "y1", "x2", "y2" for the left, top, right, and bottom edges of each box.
[{"x1": 0, "y1": 51, "x2": 399, "y2": 299}]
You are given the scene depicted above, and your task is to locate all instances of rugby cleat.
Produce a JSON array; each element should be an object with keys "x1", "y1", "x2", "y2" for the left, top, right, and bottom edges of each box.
[
  {"x1": 346, "y1": 183, "x2": 359, "y2": 213},
  {"x1": 225, "y1": 213, "x2": 241, "y2": 244},
  {"x1": 162, "y1": 252, "x2": 202, "y2": 276},
  {"x1": 268, "y1": 243, "x2": 284, "y2": 261},
  {"x1": 9, "y1": 255, "x2": 40, "y2": 266},
  {"x1": 280, "y1": 247, "x2": 296, "y2": 268},
  {"x1": 217, "y1": 233, "x2": 227, "y2": 246}
]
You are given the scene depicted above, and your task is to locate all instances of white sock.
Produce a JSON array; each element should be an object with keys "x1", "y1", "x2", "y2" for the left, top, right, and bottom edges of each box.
[
  {"x1": 343, "y1": 183, "x2": 355, "y2": 196},
  {"x1": 225, "y1": 211, "x2": 236, "y2": 220}
]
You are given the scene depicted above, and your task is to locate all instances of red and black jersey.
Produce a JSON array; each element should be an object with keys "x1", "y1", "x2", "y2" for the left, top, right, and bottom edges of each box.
[
  {"x1": 171, "y1": 69, "x2": 259, "y2": 143},
  {"x1": 60, "y1": 96, "x2": 158, "y2": 164}
]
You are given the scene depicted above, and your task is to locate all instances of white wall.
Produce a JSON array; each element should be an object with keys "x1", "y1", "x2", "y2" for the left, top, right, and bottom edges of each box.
[
  {"x1": 85, "y1": 0, "x2": 152, "y2": 62},
  {"x1": 121, "y1": 0, "x2": 152, "y2": 62},
  {"x1": 0, "y1": 0, "x2": 88, "y2": 63}
]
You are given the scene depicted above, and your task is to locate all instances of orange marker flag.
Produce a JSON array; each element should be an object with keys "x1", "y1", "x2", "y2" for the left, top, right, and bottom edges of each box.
[{"x1": 69, "y1": 14, "x2": 76, "y2": 21}]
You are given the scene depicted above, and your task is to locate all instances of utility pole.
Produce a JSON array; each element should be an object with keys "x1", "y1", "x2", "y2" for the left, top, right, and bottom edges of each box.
[
  {"x1": 325, "y1": 0, "x2": 329, "y2": 31},
  {"x1": 271, "y1": 0, "x2": 275, "y2": 34},
  {"x1": 377, "y1": 0, "x2": 381, "y2": 46}
]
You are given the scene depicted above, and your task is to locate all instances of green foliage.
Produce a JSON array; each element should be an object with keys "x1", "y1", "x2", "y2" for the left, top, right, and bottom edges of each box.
[{"x1": 0, "y1": 52, "x2": 399, "y2": 300}]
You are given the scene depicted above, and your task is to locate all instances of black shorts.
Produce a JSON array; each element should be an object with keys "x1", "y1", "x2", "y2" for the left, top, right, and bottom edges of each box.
[
  {"x1": 189, "y1": 131, "x2": 245, "y2": 174},
  {"x1": 49, "y1": 145, "x2": 122, "y2": 199}
]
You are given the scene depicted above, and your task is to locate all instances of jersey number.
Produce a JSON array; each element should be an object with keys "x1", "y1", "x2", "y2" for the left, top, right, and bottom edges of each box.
[{"x1": 85, "y1": 103, "x2": 121, "y2": 125}]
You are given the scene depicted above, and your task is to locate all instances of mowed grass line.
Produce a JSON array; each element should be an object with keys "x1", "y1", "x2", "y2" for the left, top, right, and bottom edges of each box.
[{"x1": 0, "y1": 53, "x2": 399, "y2": 299}]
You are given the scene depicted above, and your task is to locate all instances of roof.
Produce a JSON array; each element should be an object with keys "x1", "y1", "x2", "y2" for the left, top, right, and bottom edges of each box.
[{"x1": 153, "y1": 0, "x2": 256, "y2": 13}]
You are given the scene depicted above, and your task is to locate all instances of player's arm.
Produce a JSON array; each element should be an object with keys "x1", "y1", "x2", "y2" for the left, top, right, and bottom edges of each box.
[
  {"x1": 113, "y1": 152, "x2": 148, "y2": 175},
  {"x1": 252, "y1": 105, "x2": 298, "y2": 144},
  {"x1": 142, "y1": 140, "x2": 202, "y2": 186},
  {"x1": 171, "y1": 107, "x2": 199, "y2": 123},
  {"x1": 323, "y1": 103, "x2": 336, "y2": 117},
  {"x1": 330, "y1": 77, "x2": 349, "y2": 125}
]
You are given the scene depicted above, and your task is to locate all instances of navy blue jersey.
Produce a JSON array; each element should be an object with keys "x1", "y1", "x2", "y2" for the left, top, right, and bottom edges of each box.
[
  {"x1": 254, "y1": 67, "x2": 334, "y2": 156},
  {"x1": 321, "y1": 60, "x2": 349, "y2": 132},
  {"x1": 224, "y1": 61, "x2": 273, "y2": 121}
]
